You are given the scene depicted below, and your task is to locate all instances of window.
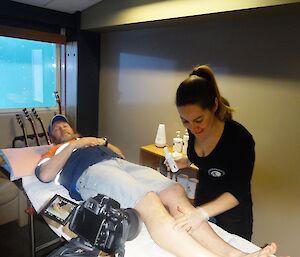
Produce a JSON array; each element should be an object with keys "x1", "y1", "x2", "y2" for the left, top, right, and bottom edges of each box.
[{"x1": 0, "y1": 36, "x2": 59, "y2": 110}]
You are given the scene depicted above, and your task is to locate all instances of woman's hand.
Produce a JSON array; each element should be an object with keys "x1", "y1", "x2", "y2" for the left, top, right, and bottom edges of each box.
[
  {"x1": 164, "y1": 156, "x2": 190, "y2": 171},
  {"x1": 174, "y1": 206, "x2": 209, "y2": 233}
]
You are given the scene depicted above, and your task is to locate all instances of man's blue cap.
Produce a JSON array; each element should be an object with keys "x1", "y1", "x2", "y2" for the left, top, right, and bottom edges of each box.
[{"x1": 48, "y1": 114, "x2": 69, "y2": 136}]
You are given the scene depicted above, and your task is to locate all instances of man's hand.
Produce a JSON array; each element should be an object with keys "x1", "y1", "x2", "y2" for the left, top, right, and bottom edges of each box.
[
  {"x1": 174, "y1": 206, "x2": 208, "y2": 233},
  {"x1": 71, "y1": 137, "x2": 125, "y2": 159},
  {"x1": 71, "y1": 137, "x2": 107, "y2": 149}
]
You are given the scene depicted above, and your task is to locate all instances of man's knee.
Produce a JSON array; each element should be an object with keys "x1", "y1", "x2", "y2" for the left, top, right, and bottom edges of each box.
[
  {"x1": 160, "y1": 183, "x2": 186, "y2": 199},
  {"x1": 135, "y1": 191, "x2": 170, "y2": 225},
  {"x1": 135, "y1": 191, "x2": 159, "y2": 210}
]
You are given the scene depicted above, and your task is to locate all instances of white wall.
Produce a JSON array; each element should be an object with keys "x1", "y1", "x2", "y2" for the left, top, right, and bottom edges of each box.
[
  {"x1": 98, "y1": 7, "x2": 300, "y2": 256},
  {"x1": 81, "y1": 0, "x2": 300, "y2": 30}
]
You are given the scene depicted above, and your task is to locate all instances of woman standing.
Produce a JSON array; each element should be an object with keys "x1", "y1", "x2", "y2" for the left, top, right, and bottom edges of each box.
[{"x1": 173, "y1": 65, "x2": 255, "y2": 240}]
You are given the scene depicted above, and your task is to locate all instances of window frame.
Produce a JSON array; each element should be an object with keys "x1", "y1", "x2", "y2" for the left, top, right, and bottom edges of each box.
[{"x1": 0, "y1": 25, "x2": 65, "y2": 114}]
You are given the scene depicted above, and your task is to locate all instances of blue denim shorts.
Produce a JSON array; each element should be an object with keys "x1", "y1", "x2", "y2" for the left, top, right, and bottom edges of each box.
[{"x1": 76, "y1": 158, "x2": 176, "y2": 208}]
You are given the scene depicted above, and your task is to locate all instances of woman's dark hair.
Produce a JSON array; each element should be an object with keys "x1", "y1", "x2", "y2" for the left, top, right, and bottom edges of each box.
[
  {"x1": 176, "y1": 65, "x2": 233, "y2": 121},
  {"x1": 220, "y1": 96, "x2": 233, "y2": 120}
]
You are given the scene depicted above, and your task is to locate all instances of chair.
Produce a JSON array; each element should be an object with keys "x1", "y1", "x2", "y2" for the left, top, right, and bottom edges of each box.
[{"x1": 0, "y1": 170, "x2": 28, "y2": 227}]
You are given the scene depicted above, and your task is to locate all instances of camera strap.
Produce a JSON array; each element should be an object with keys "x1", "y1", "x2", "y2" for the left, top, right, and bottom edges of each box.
[{"x1": 46, "y1": 237, "x2": 100, "y2": 257}]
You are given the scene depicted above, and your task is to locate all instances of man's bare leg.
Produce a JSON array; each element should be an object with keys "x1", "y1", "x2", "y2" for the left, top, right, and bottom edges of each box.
[
  {"x1": 135, "y1": 191, "x2": 225, "y2": 257},
  {"x1": 159, "y1": 184, "x2": 278, "y2": 257}
]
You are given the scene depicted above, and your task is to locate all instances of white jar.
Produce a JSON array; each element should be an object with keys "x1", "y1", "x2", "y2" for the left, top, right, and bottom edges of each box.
[{"x1": 154, "y1": 123, "x2": 167, "y2": 147}]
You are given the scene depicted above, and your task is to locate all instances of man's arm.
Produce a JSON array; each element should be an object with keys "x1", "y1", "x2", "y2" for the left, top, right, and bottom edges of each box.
[
  {"x1": 37, "y1": 137, "x2": 109, "y2": 182},
  {"x1": 107, "y1": 143, "x2": 125, "y2": 159}
]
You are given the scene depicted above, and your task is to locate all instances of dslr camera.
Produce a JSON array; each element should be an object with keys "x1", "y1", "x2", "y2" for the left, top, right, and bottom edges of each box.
[{"x1": 69, "y1": 194, "x2": 141, "y2": 256}]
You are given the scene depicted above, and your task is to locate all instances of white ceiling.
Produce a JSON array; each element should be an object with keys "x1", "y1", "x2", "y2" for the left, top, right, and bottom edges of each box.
[{"x1": 10, "y1": 0, "x2": 103, "y2": 14}]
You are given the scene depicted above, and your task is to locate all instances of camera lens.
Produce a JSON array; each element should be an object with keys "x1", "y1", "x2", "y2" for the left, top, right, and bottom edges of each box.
[{"x1": 124, "y1": 208, "x2": 142, "y2": 241}]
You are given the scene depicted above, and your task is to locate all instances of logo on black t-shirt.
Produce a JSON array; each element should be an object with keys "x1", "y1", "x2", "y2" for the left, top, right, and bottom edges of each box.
[{"x1": 208, "y1": 168, "x2": 225, "y2": 177}]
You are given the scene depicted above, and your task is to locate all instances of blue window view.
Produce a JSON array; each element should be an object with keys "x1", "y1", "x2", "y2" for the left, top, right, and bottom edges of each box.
[{"x1": 0, "y1": 36, "x2": 58, "y2": 109}]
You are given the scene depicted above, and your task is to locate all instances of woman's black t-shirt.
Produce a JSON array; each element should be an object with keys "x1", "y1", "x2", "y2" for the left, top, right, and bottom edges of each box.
[{"x1": 188, "y1": 120, "x2": 255, "y2": 231}]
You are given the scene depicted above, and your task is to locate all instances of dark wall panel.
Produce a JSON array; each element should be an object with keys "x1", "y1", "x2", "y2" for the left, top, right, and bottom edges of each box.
[{"x1": 77, "y1": 30, "x2": 100, "y2": 136}]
